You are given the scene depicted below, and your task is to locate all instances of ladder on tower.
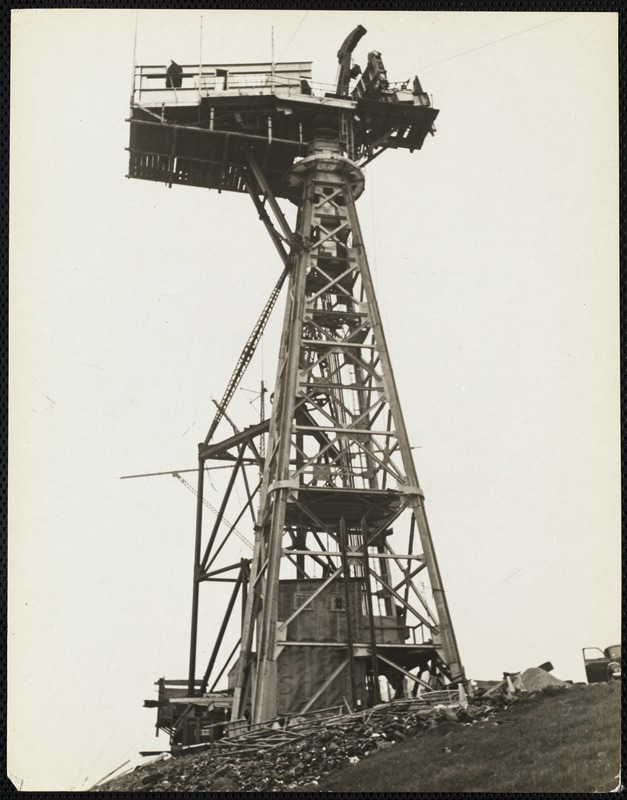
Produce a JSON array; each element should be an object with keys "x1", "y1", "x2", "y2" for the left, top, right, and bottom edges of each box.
[{"x1": 339, "y1": 111, "x2": 355, "y2": 161}]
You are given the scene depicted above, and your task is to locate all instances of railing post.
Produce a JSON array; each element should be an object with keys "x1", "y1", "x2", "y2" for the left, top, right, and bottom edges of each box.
[{"x1": 198, "y1": 15, "x2": 203, "y2": 102}]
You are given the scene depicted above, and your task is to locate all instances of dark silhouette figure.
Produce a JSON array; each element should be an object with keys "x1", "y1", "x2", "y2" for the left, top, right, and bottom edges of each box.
[{"x1": 166, "y1": 61, "x2": 183, "y2": 89}]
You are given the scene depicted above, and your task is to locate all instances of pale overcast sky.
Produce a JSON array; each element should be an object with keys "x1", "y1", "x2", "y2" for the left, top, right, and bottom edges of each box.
[{"x1": 9, "y1": 9, "x2": 619, "y2": 791}]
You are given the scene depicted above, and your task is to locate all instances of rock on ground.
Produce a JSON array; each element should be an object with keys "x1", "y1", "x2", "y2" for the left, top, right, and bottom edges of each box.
[{"x1": 519, "y1": 667, "x2": 566, "y2": 691}]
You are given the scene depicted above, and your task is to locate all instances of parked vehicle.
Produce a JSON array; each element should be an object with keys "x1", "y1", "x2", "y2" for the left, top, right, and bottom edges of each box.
[{"x1": 582, "y1": 645, "x2": 621, "y2": 683}]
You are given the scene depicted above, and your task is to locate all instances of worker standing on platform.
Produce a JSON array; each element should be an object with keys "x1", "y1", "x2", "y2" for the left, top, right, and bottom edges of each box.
[{"x1": 166, "y1": 60, "x2": 183, "y2": 89}]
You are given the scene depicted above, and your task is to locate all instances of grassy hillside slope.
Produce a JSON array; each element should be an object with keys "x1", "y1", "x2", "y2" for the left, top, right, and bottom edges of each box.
[
  {"x1": 302, "y1": 683, "x2": 621, "y2": 793},
  {"x1": 98, "y1": 683, "x2": 620, "y2": 793}
]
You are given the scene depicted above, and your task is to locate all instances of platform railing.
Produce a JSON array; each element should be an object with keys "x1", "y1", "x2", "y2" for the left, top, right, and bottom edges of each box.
[{"x1": 132, "y1": 61, "x2": 317, "y2": 107}]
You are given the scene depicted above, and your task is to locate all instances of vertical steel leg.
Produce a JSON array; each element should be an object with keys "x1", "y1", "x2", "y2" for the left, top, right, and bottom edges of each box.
[{"x1": 187, "y1": 457, "x2": 205, "y2": 695}]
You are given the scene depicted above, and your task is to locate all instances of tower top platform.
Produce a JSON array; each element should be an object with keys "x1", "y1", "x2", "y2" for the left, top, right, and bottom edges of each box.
[{"x1": 128, "y1": 47, "x2": 438, "y2": 197}]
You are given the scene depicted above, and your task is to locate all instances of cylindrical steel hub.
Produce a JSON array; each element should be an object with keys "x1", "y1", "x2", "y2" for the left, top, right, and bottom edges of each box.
[{"x1": 286, "y1": 130, "x2": 365, "y2": 205}]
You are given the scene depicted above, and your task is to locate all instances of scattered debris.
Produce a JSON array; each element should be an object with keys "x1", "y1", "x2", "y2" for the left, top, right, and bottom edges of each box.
[
  {"x1": 484, "y1": 661, "x2": 563, "y2": 698},
  {"x1": 95, "y1": 675, "x2": 570, "y2": 793}
]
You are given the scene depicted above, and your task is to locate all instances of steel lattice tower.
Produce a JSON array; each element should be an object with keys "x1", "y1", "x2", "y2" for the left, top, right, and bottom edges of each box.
[{"x1": 129, "y1": 27, "x2": 464, "y2": 747}]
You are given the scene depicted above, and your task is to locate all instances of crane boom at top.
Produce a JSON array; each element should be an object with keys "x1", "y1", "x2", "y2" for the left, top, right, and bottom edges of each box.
[{"x1": 336, "y1": 24, "x2": 367, "y2": 96}]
